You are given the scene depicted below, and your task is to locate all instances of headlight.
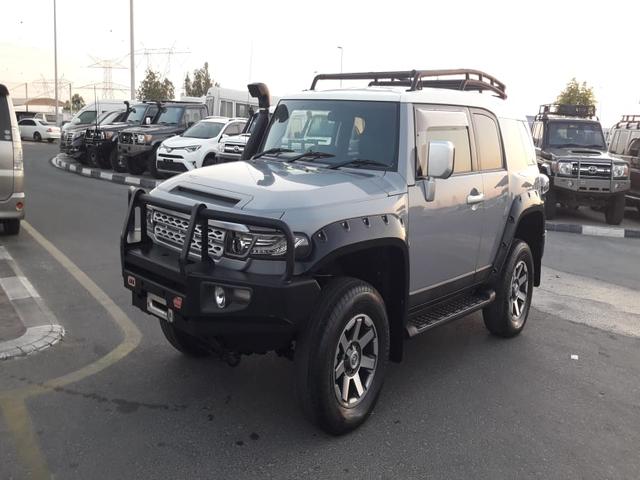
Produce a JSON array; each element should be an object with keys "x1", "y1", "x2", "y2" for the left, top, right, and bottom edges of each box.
[
  {"x1": 105, "y1": 131, "x2": 114, "y2": 140},
  {"x1": 184, "y1": 145, "x2": 201, "y2": 152},
  {"x1": 225, "y1": 231, "x2": 311, "y2": 259},
  {"x1": 73, "y1": 131, "x2": 83, "y2": 139},
  {"x1": 136, "y1": 134, "x2": 145, "y2": 144},
  {"x1": 144, "y1": 134, "x2": 153, "y2": 144},
  {"x1": 557, "y1": 161, "x2": 574, "y2": 176},
  {"x1": 612, "y1": 164, "x2": 629, "y2": 178}
]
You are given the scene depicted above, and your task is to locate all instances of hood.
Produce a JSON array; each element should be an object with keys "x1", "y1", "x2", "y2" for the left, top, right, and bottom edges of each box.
[
  {"x1": 123, "y1": 124, "x2": 183, "y2": 136},
  {"x1": 547, "y1": 147, "x2": 617, "y2": 163},
  {"x1": 163, "y1": 135, "x2": 209, "y2": 148},
  {"x1": 156, "y1": 159, "x2": 395, "y2": 215}
]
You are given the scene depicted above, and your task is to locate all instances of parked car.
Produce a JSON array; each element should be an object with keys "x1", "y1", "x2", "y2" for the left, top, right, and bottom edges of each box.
[
  {"x1": 60, "y1": 109, "x2": 127, "y2": 163},
  {"x1": 18, "y1": 118, "x2": 61, "y2": 143},
  {"x1": 120, "y1": 70, "x2": 548, "y2": 434},
  {"x1": 532, "y1": 104, "x2": 629, "y2": 224},
  {"x1": 85, "y1": 101, "x2": 160, "y2": 170},
  {"x1": 0, "y1": 84, "x2": 25, "y2": 235},
  {"x1": 117, "y1": 101, "x2": 208, "y2": 177},
  {"x1": 155, "y1": 117, "x2": 246, "y2": 175},
  {"x1": 215, "y1": 109, "x2": 273, "y2": 163},
  {"x1": 607, "y1": 114, "x2": 640, "y2": 212}
]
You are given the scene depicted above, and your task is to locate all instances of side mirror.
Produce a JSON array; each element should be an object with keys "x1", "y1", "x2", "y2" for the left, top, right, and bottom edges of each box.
[
  {"x1": 144, "y1": 116, "x2": 151, "y2": 125},
  {"x1": 418, "y1": 140, "x2": 454, "y2": 179}
]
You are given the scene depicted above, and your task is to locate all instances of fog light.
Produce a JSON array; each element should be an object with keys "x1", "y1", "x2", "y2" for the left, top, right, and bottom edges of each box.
[
  {"x1": 15, "y1": 201, "x2": 23, "y2": 211},
  {"x1": 214, "y1": 286, "x2": 227, "y2": 309},
  {"x1": 567, "y1": 181, "x2": 574, "y2": 187}
]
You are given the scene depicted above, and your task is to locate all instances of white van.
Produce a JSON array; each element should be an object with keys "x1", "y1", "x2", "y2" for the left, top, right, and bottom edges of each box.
[
  {"x1": 0, "y1": 84, "x2": 24, "y2": 235},
  {"x1": 62, "y1": 100, "x2": 130, "y2": 132}
]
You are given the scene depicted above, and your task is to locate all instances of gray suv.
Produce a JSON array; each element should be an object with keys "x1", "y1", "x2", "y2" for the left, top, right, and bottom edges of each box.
[
  {"x1": 120, "y1": 70, "x2": 547, "y2": 434},
  {"x1": 0, "y1": 84, "x2": 25, "y2": 235}
]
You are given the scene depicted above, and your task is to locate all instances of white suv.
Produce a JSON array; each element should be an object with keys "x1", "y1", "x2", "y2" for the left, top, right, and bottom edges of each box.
[{"x1": 155, "y1": 117, "x2": 247, "y2": 174}]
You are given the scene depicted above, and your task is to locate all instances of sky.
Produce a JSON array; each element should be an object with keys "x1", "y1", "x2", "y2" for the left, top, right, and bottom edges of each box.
[{"x1": 1, "y1": 0, "x2": 639, "y2": 126}]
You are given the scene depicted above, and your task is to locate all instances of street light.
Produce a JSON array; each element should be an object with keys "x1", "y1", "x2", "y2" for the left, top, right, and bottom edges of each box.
[
  {"x1": 130, "y1": 0, "x2": 135, "y2": 100},
  {"x1": 53, "y1": 0, "x2": 59, "y2": 126},
  {"x1": 337, "y1": 46, "x2": 343, "y2": 86}
]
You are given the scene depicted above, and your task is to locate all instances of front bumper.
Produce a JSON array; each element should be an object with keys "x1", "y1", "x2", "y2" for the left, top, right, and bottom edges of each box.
[
  {"x1": 156, "y1": 149, "x2": 198, "y2": 174},
  {"x1": 121, "y1": 189, "x2": 319, "y2": 336},
  {"x1": 118, "y1": 142, "x2": 151, "y2": 159},
  {"x1": 552, "y1": 177, "x2": 629, "y2": 205},
  {"x1": 60, "y1": 135, "x2": 85, "y2": 156}
]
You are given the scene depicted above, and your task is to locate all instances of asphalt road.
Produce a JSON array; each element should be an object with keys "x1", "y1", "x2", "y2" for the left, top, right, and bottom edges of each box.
[{"x1": 1, "y1": 143, "x2": 639, "y2": 480}]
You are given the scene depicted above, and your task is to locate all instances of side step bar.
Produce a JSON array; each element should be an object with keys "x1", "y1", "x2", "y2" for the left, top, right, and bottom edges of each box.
[{"x1": 406, "y1": 290, "x2": 495, "y2": 337}]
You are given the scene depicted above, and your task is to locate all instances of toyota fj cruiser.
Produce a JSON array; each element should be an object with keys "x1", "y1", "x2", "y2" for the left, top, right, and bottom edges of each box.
[
  {"x1": 120, "y1": 70, "x2": 548, "y2": 434},
  {"x1": 85, "y1": 101, "x2": 160, "y2": 171},
  {"x1": 531, "y1": 104, "x2": 629, "y2": 224},
  {"x1": 608, "y1": 114, "x2": 640, "y2": 212},
  {"x1": 117, "y1": 101, "x2": 208, "y2": 177}
]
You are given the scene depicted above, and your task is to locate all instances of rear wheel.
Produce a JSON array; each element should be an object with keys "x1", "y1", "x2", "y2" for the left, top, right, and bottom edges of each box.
[
  {"x1": 3, "y1": 219, "x2": 20, "y2": 235},
  {"x1": 33, "y1": 132, "x2": 42, "y2": 142},
  {"x1": 605, "y1": 194, "x2": 625, "y2": 225},
  {"x1": 483, "y1": 239, "x2": 534, "y2": 338},
  {"x1": 295, "y1": 277, "x2": 389, "y2": 435},
  {"x1": 126, "y1": 156, "x2": 146, "y2": 175},
  {"x1": 110, "y1": 149, "x2": 127, "y2": 172},
  {"x1": 544, "y1": 189, "x2": 557, "y2": 220},
  {"x1": 159, "y1": 320, "x2": 210, "y2": 357}
]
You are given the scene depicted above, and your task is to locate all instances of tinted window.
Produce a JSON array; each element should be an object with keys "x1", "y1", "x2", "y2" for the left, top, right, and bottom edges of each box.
[
  {"x1": 501, "y1": 119, "x2": 536, "y2": 169},
  {"x1": 0, "y1": 95, "x2": 12, "y2": 141},
  {"x1": 72, "y1": 110, "x2": 97, "y2": 124},
  {"x1": 125, "y1": 105, "x2": 147, "y2": 124},
  {"x1": 182, "y1": 121, "x2": 224, "y2": 139},
  {"x1": 156, "y1": 107, "x2": 183, "y2": 125},
  {"x1": 20, "y1": 119, "x2": 35, "y2": 126},
  {"x1": 424, "y1": 127, "x2": 472, "y2": 173},
  {"x1": 224, "y1": 123, "x2": 242, "y2": 136},
  {"x1": 473, "y1": 113, "x2": 503, "y2": 170},
  {"x1": 547, "y1": 121, "x2": 606, "y2": 149}
]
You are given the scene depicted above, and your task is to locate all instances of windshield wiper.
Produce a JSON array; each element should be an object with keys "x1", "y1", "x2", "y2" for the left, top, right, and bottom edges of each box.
[
  {"x1": 285, "y1": 150, "x2": 335, "y2": 163},
  {"x1": 329, "y1": 158, "x2": 390, "y2": 170},
  {"x1": 251, "y1": 147, "x2": 294, "y2": 160}
]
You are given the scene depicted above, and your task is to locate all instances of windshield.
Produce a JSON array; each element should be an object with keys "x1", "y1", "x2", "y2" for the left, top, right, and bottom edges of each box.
[
  {"x1": 547, "y1": 121, "x2": 606, "y2": 149},
  {"x1": 98, "y1": 110, "x2": 122, "y2": 125},
  {"x1": 182, "y1": 121, "x2": 225, "y2": 139},
  {"x1": 262, "y1": 100, "x2": 399, "y2": 169},
  {"x1": 72, "y1": 110, "x2": 97, "y2": 124},
  {"x1": 156, "y1": 106, "x2": 183, "y2": 125},
  {"x1": 126, "y1": 105, "x2": 147, "y2": 124}
]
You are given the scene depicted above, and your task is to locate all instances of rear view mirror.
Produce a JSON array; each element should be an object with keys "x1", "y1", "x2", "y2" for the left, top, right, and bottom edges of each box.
[{"x1": 418, "y1": 139, "x2": 455, "y2": 179}]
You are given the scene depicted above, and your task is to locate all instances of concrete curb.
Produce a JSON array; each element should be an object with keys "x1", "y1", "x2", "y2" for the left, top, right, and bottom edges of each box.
[
  {"x1": 51, "y1": 154, "x2": 160, "y2": 189},
  {"x1": 546, "y1": 222, "x2": 640, "y2": 239},
  {"x1": 0, "y1": 246, "x2": 65, "y2": 360}
]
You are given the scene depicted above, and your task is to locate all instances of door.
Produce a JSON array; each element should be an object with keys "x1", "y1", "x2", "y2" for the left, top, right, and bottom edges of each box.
[
  {"x1": 19, "y1": 119, "x2": 35, "y2": 139},
  {"x1": 408, "y1": 106, "x2": 484, "y2": 306},
  {"x1": 0, "y1": 93, "x2": 15, "y2": 200}
]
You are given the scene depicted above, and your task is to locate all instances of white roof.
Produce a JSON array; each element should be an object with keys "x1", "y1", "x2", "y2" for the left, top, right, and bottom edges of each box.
[{"x1": 281, "y1": 86, "x2": 525, "y2": 121}]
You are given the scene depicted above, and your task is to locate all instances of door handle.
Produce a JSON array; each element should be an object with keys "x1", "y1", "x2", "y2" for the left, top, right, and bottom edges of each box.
[{"x1": 466, "y1": 192, "x2": 485, "y2": 205}]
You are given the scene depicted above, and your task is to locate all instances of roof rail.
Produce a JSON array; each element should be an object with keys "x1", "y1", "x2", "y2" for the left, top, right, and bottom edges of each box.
[
  {"x1": 309, "y1": 69, "x2": 507, "y2": 99},
  {"x1": 536, "y1": 104, "x2": 596, "y2": 121},
  {"x1": 620, "y1": 114, "x2": 640, "y2": 123}
]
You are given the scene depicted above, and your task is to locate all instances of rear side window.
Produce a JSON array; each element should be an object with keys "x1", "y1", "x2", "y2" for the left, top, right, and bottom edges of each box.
[
  {"x1": 0, "y1": 95, "x2": 12, "y2": 141},
  {"x1": 473, "y1": 113, "x2": 503, "y2": 170},
  {"x1": 501, "y1": 118, "x2": 536, "y2": 170}
]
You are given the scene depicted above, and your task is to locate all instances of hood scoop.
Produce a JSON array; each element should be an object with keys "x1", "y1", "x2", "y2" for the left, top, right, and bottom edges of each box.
[
  {"x1": 569, "y1": 149, "x2": 602, "y2": 155},
  {"x1": 171, "y1": 186, "x2": 240, "y2": 208}
]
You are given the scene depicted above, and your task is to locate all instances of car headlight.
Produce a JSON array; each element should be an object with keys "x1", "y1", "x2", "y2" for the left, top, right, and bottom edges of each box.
[
  {"x1": 557, "y1": 161, "x2": 574, "y2": 176},
  {"x1": 225, "y1": 231, "x2": 311, "y2": 259},
  {"x1": 136, "y1": 134, "x2": 145, "y2": 144},
  {"x1": 144, "y1": 134, "x2": 153, "y2": 144},
  {"x1": 73, "y1": 131, "x2": 83, "y2": 139},
  {"x1": 184, "y1": 145, "x2": 201, "y2": 152},
  {"x1": 612, "y1": 163, "x2": 629, "y2": 178},
  {"x1": 105, "y1": 131, "x2": 114, "y2": 140}
]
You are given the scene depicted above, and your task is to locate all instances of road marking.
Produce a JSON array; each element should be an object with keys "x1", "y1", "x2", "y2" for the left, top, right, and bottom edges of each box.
[
  {"x1": 0, "y1": 276, "x2": 40, "y2": 300},
  {"x1": 0, "y1": 222, "x2": 142, "y2": 479},
  {"x1": 100, "y1": 171, "x2": 113, "y2": 181},
  {"x1": 125, "y1": 176, "x2": 141, "y2": 185},
  {"x1": 0, "y1": 246, "x2": 11, "y2": 260},
  {"x1": 581, "y1": 225, "x2": 625, "y2": 238}
]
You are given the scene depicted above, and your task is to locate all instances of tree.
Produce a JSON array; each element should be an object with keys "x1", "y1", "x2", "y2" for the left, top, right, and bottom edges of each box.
[
  {"x1": 71, "y1": 93, "x2": 85, "y2": 112},
  {"x1": 556, "y1": 78, "x2": 596, "y2": 105},
  {"x1": 185, "y1": 62, "x2": 219, "y2": 97},
  {"x1": 136, "y1": 68, "x2": 175, "y2": 101}
]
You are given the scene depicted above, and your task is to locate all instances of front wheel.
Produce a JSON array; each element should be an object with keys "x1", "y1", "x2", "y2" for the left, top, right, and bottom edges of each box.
[
  {"x1": 126, "y1": 156, "x2": 146, "y2": 175},
  {"x1": 483, "y1": 239, "x2": 534, "y2": 338},
  {"x1": 33, "y1": 132, "x2": 42, "y2": 142},
  {"x1": 605, "y1": 194, "x2": 625, "y2": 225},
  {"x1": 159, "y1": 320, "x2": 210, "y2": 357},
  {"x1": 202, "y1": 154, "x2": 218, "y2": 167},
  {"x1": 110, "y1": 149, "x2": 127, "y2": 172},
  {"x1": 295, "y1": 277, "x2": 389, "y2": 435}
]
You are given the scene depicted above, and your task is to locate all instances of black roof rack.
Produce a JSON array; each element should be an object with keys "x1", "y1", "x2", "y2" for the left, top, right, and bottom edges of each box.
[
  {"x1": 536, "y1": 104, "x2": 596, "y2": 121},
  {"x1": 309, "y1": 69, "x2": 507, "y2": 99}
]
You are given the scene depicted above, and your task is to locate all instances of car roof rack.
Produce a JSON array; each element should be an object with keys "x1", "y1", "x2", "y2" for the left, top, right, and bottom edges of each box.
[
  {"x1": 536, "y1": 104, "x2": 596, "y2": 121},
  {"x1": 309, "y1": 69, "x2": 507, "y2": 99},
  {"x1": 615, "y1": 114, "x2": 640, "y2": 129}
]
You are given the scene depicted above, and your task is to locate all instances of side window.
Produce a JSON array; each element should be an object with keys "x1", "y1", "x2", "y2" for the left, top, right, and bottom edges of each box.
[
  {"x1": 220, "y1": 101, "x2": 233, "y2": 118},
  {"x1": 146, "y1": 106, "x2": 158, "y2": 121},
  {"x1": 424, "y1": 127, "x2": 472, "y2": 173},
  {"x1": 0, "y1": 95, "x2": 13, "y2": 141},
  {"x1": 500, "y1": 118, "x2": 536, "y2": 170},
  {"x1": 532, "y1": 122, "x2": 542, "y2": 147},
  {"x1": 609, "y1": 131, "x2": 620, "y2": 153},
  {"x1": 473, "y1": 113, "x2": 503, "y2": 170},
  {"x1": 190, "y1": 108, "x2": 203, "y2": 123},
  {"x1": 224, "y1": 123, "x2": 240, "y2": 136},
  {"x1": 616, "y1": 130, "x2": 630, "y2": 155}
]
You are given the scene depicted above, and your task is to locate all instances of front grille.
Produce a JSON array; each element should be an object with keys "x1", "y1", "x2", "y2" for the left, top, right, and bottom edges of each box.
[
  {"x1": 573, "y1": 162, "x2": 611, "y2": 178},
  {"x1": 120, "y1": 132, "x2": 133, "y2": 144},
  {"x1": 223, "y1": 144, "x2": 244, "y2": 154},
  {"x1": 156, "y1": 160, "x2": 187, "y2": 172},
  {"x1": 149, "y1": 208, "x2": 226, "y2": 259}
]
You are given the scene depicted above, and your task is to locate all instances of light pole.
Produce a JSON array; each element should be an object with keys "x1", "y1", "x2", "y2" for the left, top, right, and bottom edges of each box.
[
  {"x1": 337, "y1": 46, "x2": 343, "y2": 86},
  {"x1": 130, "y1": 0, "x2": 135, "y2": 100},
  {"x1": 53, "y1": 0, "x2": 59, "y2": 126}
]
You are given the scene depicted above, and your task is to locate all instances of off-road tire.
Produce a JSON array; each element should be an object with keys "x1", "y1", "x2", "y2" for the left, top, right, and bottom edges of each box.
[
  {"x1": 33, "y1": 132, "x2": 41, "y2": 142},
  {"x1": 126, "y1": 156, "x2": 146, "y2": 175},
  {"x1": 483, "y1": 239, "x2": 533, "y2": 338},
  {"x1": 3, "y1": 219, "x2": 20, "y2": 235},
  {"x1": 159, "y1": 319, "x2": 210, "y2": 357},
  {"x1": 544, "y1": 189, "x2": 557, "y2": 220},
  {"x1": 605, "y1": 194, "x2": 625, "y2": 225},
  {"x1": 110, "y1": 149, "x2": 127, "y2": 173},
  {"x1": 294, "y1": 277, "x2": 390, "y2": 435}
]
